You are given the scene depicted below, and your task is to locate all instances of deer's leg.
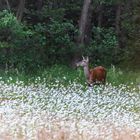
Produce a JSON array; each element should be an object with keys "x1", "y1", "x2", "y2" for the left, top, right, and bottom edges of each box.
[
  {"x1": 87, "y1": 80, "x2": 93, "y2": 87},
  {"x1": 102, "y1": 78, "x2": 106, "y2": 85}
]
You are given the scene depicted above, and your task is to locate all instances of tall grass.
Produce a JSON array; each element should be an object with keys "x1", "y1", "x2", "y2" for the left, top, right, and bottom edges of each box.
[
  {"x1": 107, "y1": 65, "x2": 140, "y2": 86},
  {"x1": 0, "y1": 65, "x2": 139, "y2": 87}
]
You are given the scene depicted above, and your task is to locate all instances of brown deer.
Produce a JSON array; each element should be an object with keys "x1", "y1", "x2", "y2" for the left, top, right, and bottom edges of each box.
[{"x1": 76, "y1": 56, "x2": 107, "y2": 86}]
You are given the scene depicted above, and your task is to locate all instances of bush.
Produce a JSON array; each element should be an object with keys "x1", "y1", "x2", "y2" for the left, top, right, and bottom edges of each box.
[
  {"x1": 0, "y1": 10, "x2": 34, "y2": 70},
  {"x1": 0, "y1": 10, "x2": 33, "y2": 47},
  {"x1": 45, "y1": 20, "x2": 77, "y2": 64},
  {"x1": 83, "y1": 27, "x2": 120, "y2": 66},
  {"x1": 0, "y1": 10, "x2": 78, "y2": 70}
]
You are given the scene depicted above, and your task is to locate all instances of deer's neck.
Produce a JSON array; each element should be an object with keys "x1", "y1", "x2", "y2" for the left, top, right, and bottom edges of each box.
[{"x1": 83, "y1": 66, "x2": 90, "y2": 80}]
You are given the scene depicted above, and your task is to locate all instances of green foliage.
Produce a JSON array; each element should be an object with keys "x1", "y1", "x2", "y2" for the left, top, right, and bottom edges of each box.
[
  {"x1": 47, "y1": 20, "x2": 76, "y2": 46},
  {"x1": 45, "y1": 20, "x2": 77, "y2": 64},
  {"x1": 0, "y1": 10, "x2": 33, "y2": 48},
  {"x1": 0, "y1": 0, "x2": 139, "y2": 71},
  {"x1": 120, "y1": 1, "x2": 140, "y2": 69},
  {"x1": 83, "y1": 27, "x2": 119, "y2": 66},
  {"x1": 92, "y1": 27, "x2": 117, "y2": 47},
  {"x1": 107, "y1": 65, "x2": 140, "y2": 86},
  {"x1": 0, "y1": 10, "x2": 17, "y2": 28},
  {"x1": 0, "y1": 10, "x2": 43, "y2": 71},
  {"x1": 31, "y1": 23, "x2": 47, "y2": 47},
  {"x1": 0, "y1": 10, "x2": 77, "y2": 70},
  {"x1": 42, "y1": 5, "x2": 66, "y2": 21}
]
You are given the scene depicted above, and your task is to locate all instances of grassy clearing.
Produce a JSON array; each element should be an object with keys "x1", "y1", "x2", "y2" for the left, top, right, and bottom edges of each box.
[
  {"x1": 0, "y1": 65, "x2": 140, "y2": 87},
  {"x1": 0, "y1": 65, "x2": 140, "y2": 139}
]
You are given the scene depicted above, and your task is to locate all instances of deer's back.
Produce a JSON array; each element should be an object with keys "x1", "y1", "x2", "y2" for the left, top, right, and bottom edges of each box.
[{"x1": 89, "y1": 66, "x2": 106, "y2": 82}]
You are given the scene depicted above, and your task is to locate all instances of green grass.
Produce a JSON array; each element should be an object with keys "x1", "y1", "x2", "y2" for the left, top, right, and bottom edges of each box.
[
  {"x1": 107, "y1": 65, "x2": 140, "y2": 86},
  {"x1": 0, "y1": 65, "x2": 139, "y2": 88}
]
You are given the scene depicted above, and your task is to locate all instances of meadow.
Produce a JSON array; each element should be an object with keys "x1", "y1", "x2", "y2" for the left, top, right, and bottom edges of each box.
[{"x1": 0, "y1": 65, "x2": 140, "y2": 140}]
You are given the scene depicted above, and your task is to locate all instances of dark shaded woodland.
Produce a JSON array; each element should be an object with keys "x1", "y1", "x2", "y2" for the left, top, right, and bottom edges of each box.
[{"x1": 0, "y1": 0, "x2": 140, "y2": 71}]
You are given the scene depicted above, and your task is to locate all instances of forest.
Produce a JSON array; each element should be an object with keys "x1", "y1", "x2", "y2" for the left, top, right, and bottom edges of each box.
[
  {"x1": 0, "y1": 0, "x2": 140, "y2": 140},
  {"x1": 0, "y1": 0, "x2": 139, "y2": 71}
]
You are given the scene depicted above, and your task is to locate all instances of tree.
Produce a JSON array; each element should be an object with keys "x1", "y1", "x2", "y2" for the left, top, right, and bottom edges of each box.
[
  {"x1": 72, "y1": 0, "x2": 92, "y2": 66},
  {"x1": 97, "y1": 4, "x2": 103, "y2": 28},
  {"x1": 115, "y1": 2, "x2": 122, "y2": 48},
  {"x1": 77, "y1": 0, "x2": 92, "y2": 45},
  {"x1": 16, "y1": 0, "x2": 25, "y2": 21},
  {"x1": 5, "y1": 0, "x2": 11, "y2": 11},
  {"x1": 0, "y1": 0, "x2": 140, "y2": 69}
]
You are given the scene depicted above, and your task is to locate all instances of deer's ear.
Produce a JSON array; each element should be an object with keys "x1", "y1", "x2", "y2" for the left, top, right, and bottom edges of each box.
[
  {"x1": 82, "y1": 56, "x2": 85, "y2": 60},
  {"x1": 86, "y1": 56, "x2": 89, "y2": 62}
]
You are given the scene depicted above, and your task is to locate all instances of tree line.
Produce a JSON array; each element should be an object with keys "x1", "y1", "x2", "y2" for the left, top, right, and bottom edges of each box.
[{"x1": 0, "y1": 0, "x2": 139, "y2": 71}]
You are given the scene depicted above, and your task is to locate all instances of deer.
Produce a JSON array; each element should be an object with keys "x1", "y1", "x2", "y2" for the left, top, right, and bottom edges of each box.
[{"x1": 76, "y1": 56, "x2": 107, "y2": 86}]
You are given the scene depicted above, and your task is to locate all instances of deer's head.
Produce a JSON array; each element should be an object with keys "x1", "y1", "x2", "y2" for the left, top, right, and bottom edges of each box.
[{"x1": 76, "y1": 56, "x2": 89, "y2": 67}]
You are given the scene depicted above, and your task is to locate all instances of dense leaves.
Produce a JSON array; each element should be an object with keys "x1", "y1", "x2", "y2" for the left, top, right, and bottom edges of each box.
[
  {"x1": 0, "y1": 0, "x2": 139, "y2": 71},
  {"x1": 0, "y1": 10, "x2": 32, "y2": 48}
]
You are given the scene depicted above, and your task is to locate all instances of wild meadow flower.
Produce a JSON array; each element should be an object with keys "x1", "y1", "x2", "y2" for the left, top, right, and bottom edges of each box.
[{"x1": 0, "y1": 80, "x2": 140, "y2": 139}]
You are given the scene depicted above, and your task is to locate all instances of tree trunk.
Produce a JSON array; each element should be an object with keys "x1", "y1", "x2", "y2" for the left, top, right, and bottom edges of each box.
[
  {"x1": 96, "y1": 4, "x2": 103, "y2": 42},
  {"x1": 16, "y1": 0, "x2": 25, "y2": 21},
  {"x1": 5, "y1": 0, "x2": 11, "y2": 11},
  {"x1": 116, "y1": 3, "x2": 127, "y2": 48},
  {"x1": 97, "y1": 4, "x2": 103, "y2": 28},
  {"x1": 71, "y1": 0, "x2": 92, "y2": 67},
  {"x1": 115, "y1": 3, "x2": 122, "y2": 48},
  {"x1": 77, "y1": 0, "x2": 92, "y2": 45},
  {"x1": 84, "y1": 4, "x2": 93, "y2": 45},
  {"x1": 0, "y1": 0, "x2": 2, "y2": 10}
]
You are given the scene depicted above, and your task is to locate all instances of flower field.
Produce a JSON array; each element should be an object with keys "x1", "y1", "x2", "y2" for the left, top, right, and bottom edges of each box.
[{"x1": 0, "y1": 78, "x2": 140, "y2": 140}]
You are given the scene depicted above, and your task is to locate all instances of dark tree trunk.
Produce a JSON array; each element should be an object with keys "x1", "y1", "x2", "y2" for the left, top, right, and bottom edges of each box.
[
  {"x1": 77, "y1": 0, "x2": 92, "y2": 45},
  {"x1": 84, "y1": 4, "x2": 93, "y2": 45},
  {"x1": 96, "y1": 4, "x2": 103, "y2": 42},
  {"x1": 72, "y1": 0, "x2": 92, "y2": 67},
  {"x1": 115, "y1": 3, "x2": 128, "y2": 48},
  {"x1": 5, "y1": 0, "x2": 11, "y2": 11},
  {"x1": 115, "y1": 3, "x2": 122, "y2": 48},
  {"x1": 97, "y1": 4, "x2": 103, "y2": 28},
  {"x1": 16, "y1": 0, "x2": 25, "y2": 21},
  {"x1": 0, "y1": 0, "x2": 2, "y2": 10},
  {"x1": 72, "y1": 0, "x2": 91, "y2": 67}
]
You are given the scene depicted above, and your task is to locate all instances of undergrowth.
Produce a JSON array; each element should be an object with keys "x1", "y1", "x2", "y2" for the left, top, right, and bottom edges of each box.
[{"x1": 0, "y1": 65, "x2": 139, "y2": 88}]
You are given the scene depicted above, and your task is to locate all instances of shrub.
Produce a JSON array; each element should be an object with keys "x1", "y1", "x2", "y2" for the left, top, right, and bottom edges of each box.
[
  {"x1": 83, "y1": 27, "x2": 119, "y2": 66},
  {"x1": 45, "y1": 20, "x2": 77, "y2": 64},
  {"x1": 0, "y1": 10, "x2": 33, "y2": 47}
]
